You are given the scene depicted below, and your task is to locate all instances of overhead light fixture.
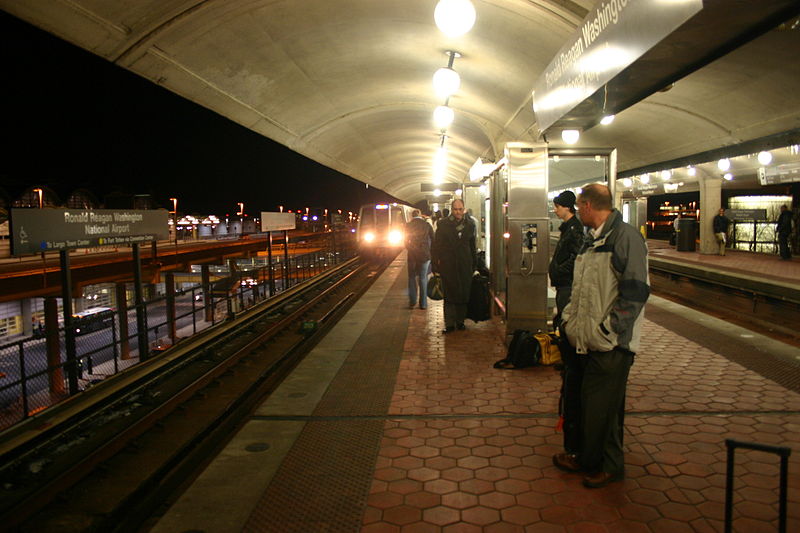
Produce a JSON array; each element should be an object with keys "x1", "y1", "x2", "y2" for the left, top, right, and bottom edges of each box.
[
  {"x1": 717, "y1": 158, "x2": 731, "y2": 171},
  {"x1": 455, "y1": 188, "x2": 463, "y2": 196},
  {"x1": 661, "y1": 170, "x2": 672, "y2": 181},
  {"x1": 561, "y1": 129, "x2": 580, "y2": 144},
  {"x1": 622, "y1": 178, "x2": 632, "y2": 188},
  {"x1": 723, "y1": 173, "x2": 733, "y2": 181},
  {"x1": 433, "y1": 189, "x2": 442, "y2": 196},
  {"x1": 433, "y1": 67, "x2": 461, "y2": 99},
  {"x1": 433, "y1": 105, "x2": 455, "y2": 129},
  {"x1": 687, "y1": 166, "x2": 696, "y2": 176},
  {"x1": 757, "y1": 150, "x2": 773, "y2": 165},
  {"x1": 640, "y1": 174, "x2": 650, "y2": 184},
  {"x1": 434, "y1": 0, "x2": 476, "y2": 38},
  {"x1": 600, "y1": 115, "x2": 615, "y2": 125}
]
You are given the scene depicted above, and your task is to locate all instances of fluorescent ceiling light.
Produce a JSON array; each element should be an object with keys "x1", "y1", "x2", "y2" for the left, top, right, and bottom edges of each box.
[{"x1": 600, "y1": 115, "x2": 615, "y2": 125}]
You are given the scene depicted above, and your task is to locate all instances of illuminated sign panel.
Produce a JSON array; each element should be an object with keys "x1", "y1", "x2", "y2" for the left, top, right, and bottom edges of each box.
[
  {"x1": 260, "y1": 212, "x2": 296, "y2": 231},
  {"x1": 10, "y1": 208, "x2": 168, "y2": 256},
  {"x1": 532, "y1": 0, "x2": 702, "y2": 134}
]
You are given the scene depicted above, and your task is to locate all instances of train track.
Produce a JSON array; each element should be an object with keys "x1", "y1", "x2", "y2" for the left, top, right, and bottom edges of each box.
[
  {"x1": 648, "y1": 258, "x2": 800, "y2": 348},
  {"x1": 0, "y1": 256, "x2": 391, "y2": 532}
]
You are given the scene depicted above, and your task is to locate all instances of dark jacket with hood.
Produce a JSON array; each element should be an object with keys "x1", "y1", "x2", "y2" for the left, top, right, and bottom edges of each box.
[
  {"x1": 549, "y1": 215, "x2": 584, "y2": 288},
  {"x1": 405, "y1": 216, "x2": 434, "y2": 262}
]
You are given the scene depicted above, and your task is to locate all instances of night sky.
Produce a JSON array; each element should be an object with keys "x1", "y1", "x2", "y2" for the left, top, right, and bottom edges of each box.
[{"x1": 0, "y1": 10, "x2": 400, "y2": 216}]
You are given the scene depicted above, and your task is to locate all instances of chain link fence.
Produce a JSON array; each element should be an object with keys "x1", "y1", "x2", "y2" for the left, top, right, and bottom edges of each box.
[{"x1": 0, "y1": 231, "x2": 356, "y2": 430}]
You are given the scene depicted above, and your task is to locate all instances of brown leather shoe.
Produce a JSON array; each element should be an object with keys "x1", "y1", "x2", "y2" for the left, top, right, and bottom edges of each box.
[
  {"x1": 552, "y1": 453, "x2": 582, "y2": 473},
  {"x1": 582, "y1": 471, "x2": 624, "y2": 488}
]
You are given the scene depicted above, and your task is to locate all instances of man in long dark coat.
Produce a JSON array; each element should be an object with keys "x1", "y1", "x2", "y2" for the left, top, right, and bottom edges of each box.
[{"x1": 432, "y1": 198, "x2": 476, "y2": 333}]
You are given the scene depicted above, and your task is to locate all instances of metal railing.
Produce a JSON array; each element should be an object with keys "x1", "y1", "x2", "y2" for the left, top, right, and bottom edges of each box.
[{"x1": 0, "y1": 232, "x2": 356, "y2": 430}]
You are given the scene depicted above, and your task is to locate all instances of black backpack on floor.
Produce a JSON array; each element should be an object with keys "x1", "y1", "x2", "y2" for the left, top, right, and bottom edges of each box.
[{"x1": 493, "y1": 329, "x2": 541, "y2": 369}]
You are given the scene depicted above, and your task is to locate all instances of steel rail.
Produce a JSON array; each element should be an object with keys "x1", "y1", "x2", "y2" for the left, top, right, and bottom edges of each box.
[{"x1": 0, "y1": 257, "x2": 373, "y2": 529}]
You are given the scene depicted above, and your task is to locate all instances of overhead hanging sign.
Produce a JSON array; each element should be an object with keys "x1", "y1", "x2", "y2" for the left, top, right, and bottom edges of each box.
[
  {"x1": 532, "y1": 0, "x2": 702, "y2": 134},
  {"x1": 759, "y1": 163, "x2": 800, "y2": 186},
  {"x1": 9, "y1": 208, "x2": 169, "y2": 256},
  {"x1": 260, "y1": 212, "x2": 296, "y2": 231}
]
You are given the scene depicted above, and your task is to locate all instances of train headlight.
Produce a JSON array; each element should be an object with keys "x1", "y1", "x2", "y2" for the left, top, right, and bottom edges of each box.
[
  {"x1": 363, "y1": 231, "x2": 376, "y2": 243},
  {"x1": 388, "y1": 230, "x2": 403, "y2": 245}
]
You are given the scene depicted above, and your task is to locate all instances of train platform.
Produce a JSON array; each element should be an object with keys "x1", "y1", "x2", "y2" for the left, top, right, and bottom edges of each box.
[
  {"x1": 645, "y1": 239, "x2": 800, "y2": 290},
  {"x1": 150, "y1": 253, "x2": 800, "y2": 533}
]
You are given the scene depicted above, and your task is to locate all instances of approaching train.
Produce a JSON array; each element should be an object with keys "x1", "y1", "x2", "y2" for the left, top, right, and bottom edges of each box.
[{"x1": 356, "y1": 203, "x2": 416, "y2": 257}]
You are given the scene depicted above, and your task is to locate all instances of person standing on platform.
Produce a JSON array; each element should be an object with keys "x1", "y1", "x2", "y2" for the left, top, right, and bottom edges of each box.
[
  {"x1": 552, "y1": 183, "x2": 650, "y2": 488},
  {"x1": 432, "y1": 198, "x2": 477, "y2": 333},
  {"x1": 713, "y1": 208, "x2": 731, "y2": 256},
  {"x1": 548, "y1": 190, "x2": 583, "y2": 328},
  {"x1": 777, "y1": 204, "x2": 793, "y2": 260},
  {"x1": 405, "y1": 209, "x2": 434, "y2": 309}
]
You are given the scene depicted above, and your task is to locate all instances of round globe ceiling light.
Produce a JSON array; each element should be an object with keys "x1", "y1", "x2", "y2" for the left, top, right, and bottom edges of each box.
[
  {"x1": 561, "y1": 129, "x2": 580, "y2": 144},
  {"x1": 434, "y1": 0, "x2": 476, "y2": 38},
  {"x1": 433, "y1": 105, "x2": 455, "y2": 129},
  {"x1": 433, "y1": 67, "x2": 460, "y2": 99},
  {"x1": 757, "y1": 150, "x2": 773, "y2": 166},
  {"x1": 717, "y1": 158, "x2": 731, "y2": 171}
]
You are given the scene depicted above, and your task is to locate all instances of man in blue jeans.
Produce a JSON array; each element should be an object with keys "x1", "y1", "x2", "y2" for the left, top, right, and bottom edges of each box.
[{"x1": 405, "y1": 209, "x2": 434, "y2": 309}]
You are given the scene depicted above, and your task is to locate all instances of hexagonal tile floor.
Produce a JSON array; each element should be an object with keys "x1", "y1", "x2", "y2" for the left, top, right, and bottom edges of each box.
[{"x1": 360, "y1": 302, "x2": 800, "y2": 532}]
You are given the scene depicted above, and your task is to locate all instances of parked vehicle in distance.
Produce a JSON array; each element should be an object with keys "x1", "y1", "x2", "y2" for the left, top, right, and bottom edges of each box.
[{"x1": 72, "y1": 307, "x2": 114, "y2": 335}]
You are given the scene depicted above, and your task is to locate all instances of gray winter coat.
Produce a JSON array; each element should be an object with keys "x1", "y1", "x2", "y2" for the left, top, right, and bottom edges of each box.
[{"x1": 562, "y1": 209, "x2": 650, "y2": 354}]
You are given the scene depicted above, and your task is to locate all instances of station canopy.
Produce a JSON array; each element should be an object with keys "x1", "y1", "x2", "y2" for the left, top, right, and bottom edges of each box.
[{"x1": 2, "y1": 0, "x2": 799, "y2": 203}]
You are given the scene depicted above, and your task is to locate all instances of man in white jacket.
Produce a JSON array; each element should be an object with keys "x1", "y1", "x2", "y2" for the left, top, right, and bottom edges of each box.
[{"x1": 552, "y1": 183, "x2": 650, "y2": 488}]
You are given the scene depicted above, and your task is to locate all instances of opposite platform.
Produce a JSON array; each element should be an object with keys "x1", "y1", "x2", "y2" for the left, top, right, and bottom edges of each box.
[{"x1": 152, "y1": 254, "x2": 800, "y2": 533}]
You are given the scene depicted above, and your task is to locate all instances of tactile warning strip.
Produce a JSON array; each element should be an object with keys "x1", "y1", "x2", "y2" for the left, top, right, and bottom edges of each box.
[{"x1": 243, "y1": 266, "x2": 411, "y2": 532}]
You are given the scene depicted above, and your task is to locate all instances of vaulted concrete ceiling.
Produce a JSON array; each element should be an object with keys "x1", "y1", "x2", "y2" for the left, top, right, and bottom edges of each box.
[{"x1": 2, "y1": 1, "x2": 799, "y2": 204}]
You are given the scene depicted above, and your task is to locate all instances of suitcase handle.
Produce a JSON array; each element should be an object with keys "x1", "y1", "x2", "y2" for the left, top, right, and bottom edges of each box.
[{"x1": 724, "y1": 439, "x2": 791, "y2": 533}]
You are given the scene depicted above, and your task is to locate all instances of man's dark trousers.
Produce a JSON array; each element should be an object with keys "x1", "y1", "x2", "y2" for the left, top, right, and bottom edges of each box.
[
  {"x1": 559, "y1": 339, "x2": 583, "y2": 455},
  {"x1": 579, "y1": 348, "x2": 633, "y2": 475}
]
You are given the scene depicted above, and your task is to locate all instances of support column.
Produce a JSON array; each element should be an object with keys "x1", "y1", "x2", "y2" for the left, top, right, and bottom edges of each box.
[
  {"x1": 116, "y1": 282, "x2": 131, "y2": 360},
  {"x1": 283, "y1": 230, "x2": 290, "y2": 289},
  {"x1": 59, "y1": 251, "x2": 79, "y2": 395},
  {"x1": 165, "y1": 272, "x2": 177, "y2": 343},
  {"x1": 202, "y1": 264, "x2": 213, "y2": 323},
  {"x1": 699, "y1": 169, "x2": 722, "y2": 255},
  {"x1": 44, "y1": 296, "x2": 65, "y2": 395},
  {"x1": 132, "y1": 244, "x2": 149, "y2": 361},
  {"x1": 21, "y1": 299, "x2": 33, "y2": 337},
  {"x1": 267, "y1": 232, "x2": 275, "y2": 296}
]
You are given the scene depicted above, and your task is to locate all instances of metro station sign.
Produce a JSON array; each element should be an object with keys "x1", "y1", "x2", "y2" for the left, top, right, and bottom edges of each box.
[
  {"x1": 9, "y1": 208, "x2": 168, "y2": 256},
  {"x1": 532, "y1": 0, "x2": 703, "y2": 134},
  {"x1": 260, "y1": 212, "x2": 296, "y2": 232}
]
